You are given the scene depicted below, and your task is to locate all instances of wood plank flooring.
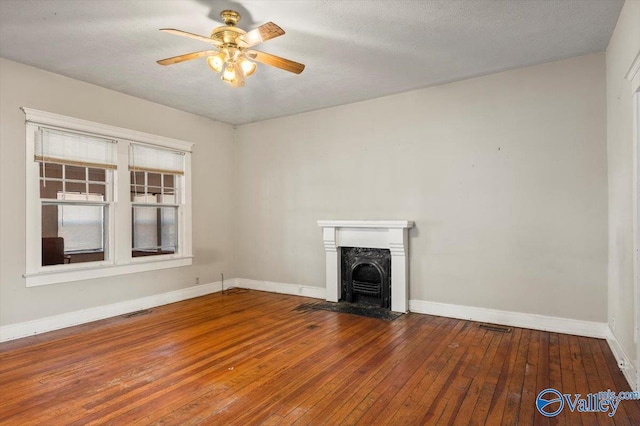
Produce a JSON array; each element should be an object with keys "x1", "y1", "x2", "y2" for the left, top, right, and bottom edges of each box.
[{"x1": 1, "y1": 289, "x2": 638, "y2": 425}]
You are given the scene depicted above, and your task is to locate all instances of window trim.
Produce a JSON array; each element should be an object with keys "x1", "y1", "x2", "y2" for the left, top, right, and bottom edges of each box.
[{"x1": 23, "y1": 107, "x2": 194, "y2": 287}]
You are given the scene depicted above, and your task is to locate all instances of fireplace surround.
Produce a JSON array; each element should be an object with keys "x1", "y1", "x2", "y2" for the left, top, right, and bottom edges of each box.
[{"x1": 318, "y1": 220, "x2": 414, "y2": 313}]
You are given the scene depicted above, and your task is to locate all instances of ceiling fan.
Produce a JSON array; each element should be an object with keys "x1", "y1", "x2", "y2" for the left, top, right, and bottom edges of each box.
[{"x1": 157, "y1": 10, "x2": 305, "y2": 88}]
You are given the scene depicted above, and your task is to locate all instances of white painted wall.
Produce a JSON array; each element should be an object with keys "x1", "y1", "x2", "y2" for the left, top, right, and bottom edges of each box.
[
  {"x1": 606, "y1": 0, "x2": 640, "y2": 377},
  {"x1": 234, "y1": 53, "x2": 608, "y2": 323},
  {"x1": 0, "y1": 51, "x2": 611, "y2": 334},
  {"x1": 0, "y1": 58, "x2": 236, "y2": 326}
]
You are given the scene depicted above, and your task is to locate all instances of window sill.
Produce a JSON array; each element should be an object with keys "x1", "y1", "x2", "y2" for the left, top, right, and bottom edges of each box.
[{"x1": 24, "y1": 256, "x2": 193, "y2": 287}]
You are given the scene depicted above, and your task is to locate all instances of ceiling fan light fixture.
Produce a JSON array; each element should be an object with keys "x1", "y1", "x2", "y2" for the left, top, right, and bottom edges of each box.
[
  {"x1": 222, "y1": 62, "x2": 244, "y2": 87},
  {"x1": 206, "y1": 52, "x2": 225, "y2": 73},
  {"x1": 240, "y1": 58, "x2": 257, "y2": 76},
  {"x1": 222, "y1": 63, "x2": 236, "y2": 81}
]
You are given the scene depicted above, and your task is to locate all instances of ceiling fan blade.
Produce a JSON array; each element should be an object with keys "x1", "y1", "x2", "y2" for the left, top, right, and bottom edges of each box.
[
  {"x1": 157, "y1": 50, "x2": 220, "y2": 66},
  {"x1": 159, "y1": 28, "x2": 223, "y2": 47},
  {"x1": 237, "y1": 22, "x2": 284, "y2": 48},
  {"x1": 245, "y1": 50, "x2": 305, "y2": 74}
]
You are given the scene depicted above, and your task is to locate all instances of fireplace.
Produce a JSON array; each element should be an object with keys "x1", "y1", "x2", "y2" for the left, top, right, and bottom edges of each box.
[
  {"x1": 318, "y1": 220, "x2": 414, "y2": 313},
  {"x1": 342, "y1": 247, "x2": 391, "y2": 308}
]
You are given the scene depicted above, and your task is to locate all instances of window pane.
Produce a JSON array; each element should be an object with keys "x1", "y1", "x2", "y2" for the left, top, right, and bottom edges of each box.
[
  {"x1": 58, "y1": 204, "x2": 104, "y2": 252},
  {"x1": 132, "y1": 206, "x2": 177, "y2": 257},
  {"x1": 160, "y1": 207, "x2": 177, "y2": 250},
  {"x1": 40, "y1": 179, "x2": 63, "y2": 199},
  {"x1": 131, "y1": 171, "x2": 145, "y2": 187},
  {"x1": 42, "y1": 204, "x2": 59, "y2": 239},
  {"x1": 65, "y1": 165, "x2": 86, "y2": 180},
  {"x1": 65, "y1": 182, "x2": 86, "y2": 194},
  {"x1": 89, "y1": 183, "x2": 106, "y2": 198},
  {"x1": 40, "y1": 163, "x2": 62, "y2": 179},
  {"x1": 41, "y1": 204, "x2": 105, "y2": 266},
  {"x1": 164, "y1": 174, "x2": 174, "y2": 189},
  {"x1": 132, "y1": 206, "x2": 157, "y2": 249},
  {"x1": 147, "y1": 172, "x2": 162, "y2": 187},
  {"x1": 88, "y1": 168, "x2": 106, "y2": 182}
]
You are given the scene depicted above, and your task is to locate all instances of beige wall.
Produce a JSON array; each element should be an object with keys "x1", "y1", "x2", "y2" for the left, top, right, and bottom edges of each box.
[
  {"x1": 0, "y1": 50, "x2": 611, "y2": 329},
  {"x1": 234, "y1": 53, "x2": 608, "y2": 322},
  {"x1": 0, "y1": 58, "x2": 236, "y2": 326},
  {"x1": 606, "y1": 0, "x2": 640, "y2": 371}
]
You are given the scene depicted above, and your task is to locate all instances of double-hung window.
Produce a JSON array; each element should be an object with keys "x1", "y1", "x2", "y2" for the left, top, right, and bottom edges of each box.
[
  {"x1": 130, "y1": 144, "x2": 183, "y2": 257},
  {"x1": 24, "y1": 108, "x2": 193, "y2": 287},
  {"x1": 37, "y1": 128, "x2": 116, "y2": 266}
]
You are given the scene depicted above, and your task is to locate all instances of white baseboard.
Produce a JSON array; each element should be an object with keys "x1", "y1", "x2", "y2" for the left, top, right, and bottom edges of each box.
[
  {"x1": 232, "y1": 278, "x2": 326, "y2": 299},
  {"x1": 605, "y1": 329, "x2": 638, "y2": 391},
  {"x1": 0, "y1": 281, "x2": 222, "y2": 342},
  {"x1": 409, "y1": 299, "x2": 609, "y2": 339}
]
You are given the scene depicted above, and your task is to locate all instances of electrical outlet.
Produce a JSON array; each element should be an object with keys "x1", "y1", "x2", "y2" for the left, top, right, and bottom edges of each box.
[
  {"x1": 611, "y1": 317, "x2": 616, "y2": 331},
  {"x1": 195, "y1": 277, "x2": 200, "y2": 285}
]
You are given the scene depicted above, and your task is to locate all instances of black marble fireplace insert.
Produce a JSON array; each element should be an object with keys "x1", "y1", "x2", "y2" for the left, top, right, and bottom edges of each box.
[{"x1": 341, "y1": 247, "x2": 391, "y2": 308}]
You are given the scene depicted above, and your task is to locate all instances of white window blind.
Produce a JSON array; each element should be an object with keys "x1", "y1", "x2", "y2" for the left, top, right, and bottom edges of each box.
[
  {"x1": 129, "y1": 144, "x2": 185, "y2": 175},
  {"x1": 56, "y1": 193, "x2": 105, "y2": 252},
  {"x1": 35, "y1": 128, "x2": 117, "y2": 169}
]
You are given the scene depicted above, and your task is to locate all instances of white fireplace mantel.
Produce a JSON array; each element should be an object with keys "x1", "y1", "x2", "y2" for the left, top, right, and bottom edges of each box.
[{"x1": 317, "y1": 220, "x2": 414, "y2": 313}]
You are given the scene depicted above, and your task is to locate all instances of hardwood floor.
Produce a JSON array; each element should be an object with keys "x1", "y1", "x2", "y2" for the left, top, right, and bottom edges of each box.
[{"x1": 1, "y1": 289, "x2": 638, "y2": 425}]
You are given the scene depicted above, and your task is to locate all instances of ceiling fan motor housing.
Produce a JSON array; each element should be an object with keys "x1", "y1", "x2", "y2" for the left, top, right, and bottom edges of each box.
[
  {"x1": 210, "y1": 11, "x2": 246, "y2": 46},
  {"x1": 210, "y1": 26, "x2": 246, "y2": 46}
]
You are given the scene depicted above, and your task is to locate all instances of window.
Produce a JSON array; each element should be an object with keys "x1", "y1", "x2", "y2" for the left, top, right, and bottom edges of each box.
[
  {"x1": 24, "y1": 108, "x2": 193, "y2": 286},
  {"x1": 37, "y1": 129, "x2": 115, "y2": 266},
  {"x1": 129, "y1": 144, "x2": 184, "y2": 257}
]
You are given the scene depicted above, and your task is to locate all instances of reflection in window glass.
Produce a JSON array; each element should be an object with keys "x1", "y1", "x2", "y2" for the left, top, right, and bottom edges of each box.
[
  {"x1": 58, "y1": 204, "x2": 105, "y2": 252},
  {"x1": 132, "y1": 206, "x2": 177, "y2": 256},
  {"x1": 41, "y1": 202, "x2": 106, "y2": 266}
]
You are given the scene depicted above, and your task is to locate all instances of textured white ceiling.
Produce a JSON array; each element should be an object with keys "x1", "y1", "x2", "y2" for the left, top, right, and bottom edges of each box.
[{"x1": 0, "y1": 0, "x2": 624, "y2": 125}]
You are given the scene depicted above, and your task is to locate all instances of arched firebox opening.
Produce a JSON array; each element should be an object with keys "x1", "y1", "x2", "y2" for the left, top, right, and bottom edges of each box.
[{"x1": 341, "y1": 247, "x2": 391, "y2": 308}]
